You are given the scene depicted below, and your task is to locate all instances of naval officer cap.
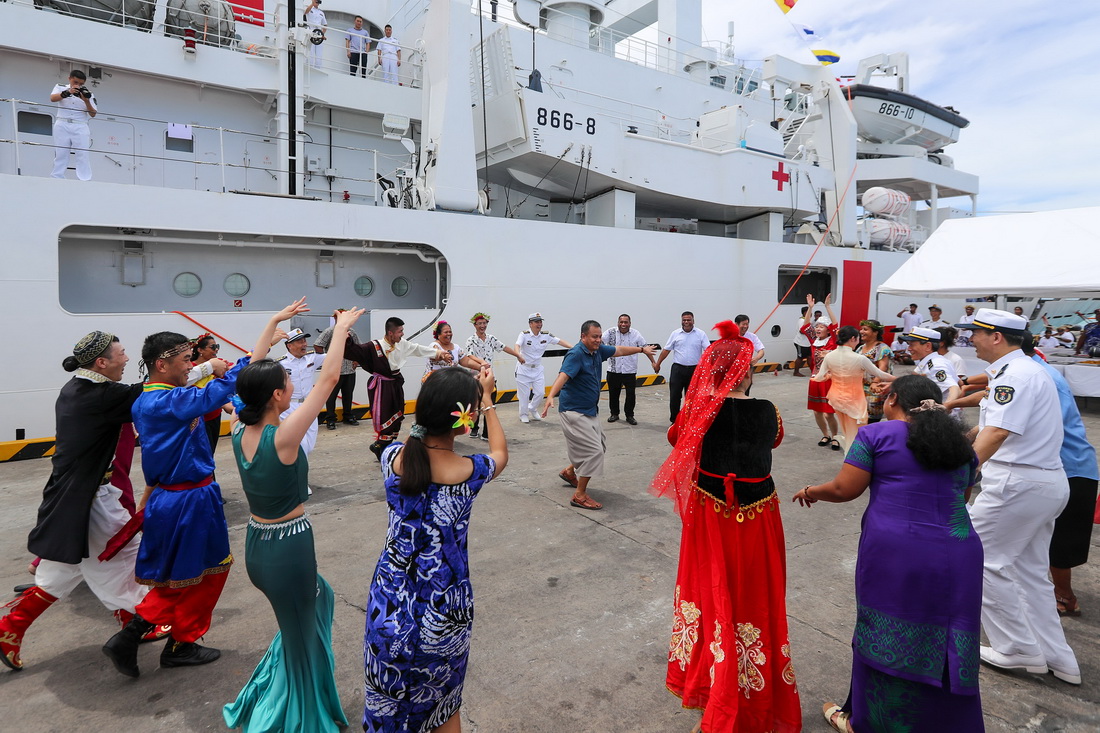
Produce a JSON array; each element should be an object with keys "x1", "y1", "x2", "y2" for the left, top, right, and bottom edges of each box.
[
  {"x1": 528, "y1": 312, "x2": 544, "y2": 322},
  {"x1": 284, "y1": 328, "x2": 309, "y2": 343},
  {"x1": 898, "y1": 326, "x2": 943, "y2": 343},
  {"x1": 953, "y1": 308, "x2": 1028, "y2": 335}
]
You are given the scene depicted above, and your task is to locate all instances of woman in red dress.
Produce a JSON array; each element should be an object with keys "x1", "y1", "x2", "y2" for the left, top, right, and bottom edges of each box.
[
  {"x1": 803, "y1": 294, "x2": 840, "y2": 450},
  {"x1": 653, "y1": 321, "x2": 802, "y2": 733}
]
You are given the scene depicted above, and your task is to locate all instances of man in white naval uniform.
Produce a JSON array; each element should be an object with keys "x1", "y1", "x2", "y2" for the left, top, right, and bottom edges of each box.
[
  {"x1": 376, "y1": 24, "x2": 401, "y2": 84},
  {"x1": 50, "y1": 70, "x2": 97, "y2": 181},
  {"x1": 898, "y1": 327, "x2": 962, "y2": 405},
  {"x1": 303, "y1": 0, "x2": 327, "y2": 69},
  {"x1": 962, "y1": 308, "x2": 1081, "y2": 685},
  {"x1": 276, "y1": 328, "x2": 326, "y2": 455},
  {"x1": 918, "y1": 304, "x2": 950, "y2": 330},
  {"x1": 515, "y1": 313, "x2": 572, "y2": 423}
]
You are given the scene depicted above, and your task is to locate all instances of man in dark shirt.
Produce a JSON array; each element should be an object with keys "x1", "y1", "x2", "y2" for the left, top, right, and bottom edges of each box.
[
  {"x1": 543, "y1": 320, "x2": 655, "y2": 510},
  {"x1": 2, "y1": 332, "x2": 151, "y2": 670}
]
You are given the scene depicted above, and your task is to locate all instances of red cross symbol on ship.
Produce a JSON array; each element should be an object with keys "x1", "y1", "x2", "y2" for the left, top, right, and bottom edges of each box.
[{"x1": 772, "y1": 162, "x2": 791, "y2": 191}]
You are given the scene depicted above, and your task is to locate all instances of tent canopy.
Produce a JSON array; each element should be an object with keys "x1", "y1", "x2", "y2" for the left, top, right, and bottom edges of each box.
[{"x1": 877, "y1": 207, "x2": 1100, "y2": 297}]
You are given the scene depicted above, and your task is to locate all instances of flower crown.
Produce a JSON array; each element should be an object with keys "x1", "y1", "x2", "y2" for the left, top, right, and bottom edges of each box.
[{"x1": 469, "y1": 312, "x2": 491, "y2": 324}]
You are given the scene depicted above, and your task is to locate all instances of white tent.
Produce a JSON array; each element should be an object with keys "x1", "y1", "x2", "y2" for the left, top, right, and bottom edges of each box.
[{"x1": 877, "y1": 207, "x2": 1100, "y2": 297}]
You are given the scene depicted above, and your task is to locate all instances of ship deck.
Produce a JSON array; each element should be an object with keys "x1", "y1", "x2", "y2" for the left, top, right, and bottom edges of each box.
[{"x1": 1, "y1": 372, "x2": 1097, "y2": 731}]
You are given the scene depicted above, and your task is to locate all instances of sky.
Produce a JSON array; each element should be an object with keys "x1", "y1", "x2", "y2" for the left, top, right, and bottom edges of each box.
[{"x1": 683, "y1": 0, "x2": 1100, "y2": 214}]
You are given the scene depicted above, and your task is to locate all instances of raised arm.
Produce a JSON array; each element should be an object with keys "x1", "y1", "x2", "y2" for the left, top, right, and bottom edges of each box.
[
  {"x1": 275, "y1": 308, "x2": 364, "y2": 461},
  {"x1": 477, "y1": 367, "x2": 507, "y2": 477},
  {"x1": 252, "y1": 297, "x2": 310, "y2": 361},
  {"x1": 823, "y1": 293, "x2": 837, "y2": 325}
]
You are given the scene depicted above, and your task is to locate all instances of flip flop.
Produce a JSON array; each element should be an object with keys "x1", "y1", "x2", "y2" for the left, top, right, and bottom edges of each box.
[
  {"x1": 822, "y1": 702, "x2": 853, "y2": 733},
  {"x1": 1056, "y1": 594, "x2": 1082, "y2": 617},
  {"x1": 570, "y1": 494, "x2": 603, "y2": 510}
]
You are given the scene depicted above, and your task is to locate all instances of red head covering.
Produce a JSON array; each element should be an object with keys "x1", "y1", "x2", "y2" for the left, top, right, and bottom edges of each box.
[{"x1": 650, "y1": 321, "x2": 754, "y2": 521}]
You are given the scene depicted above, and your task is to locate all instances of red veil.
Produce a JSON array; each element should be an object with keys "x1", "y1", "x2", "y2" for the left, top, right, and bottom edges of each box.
[{"x1": 650, "y1": 321, "x2": 754, "y2": 522}]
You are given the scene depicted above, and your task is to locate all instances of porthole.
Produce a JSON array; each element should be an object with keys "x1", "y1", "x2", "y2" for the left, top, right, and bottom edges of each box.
[
  {"x1": 172, "y1": 272, "x2": 202, "y2": 297},
  {"x1": 354, "y1": 276, "x2": 375, "y2": 297},
  {"x1": 391, "y1": 276, "x2": 409, "y2": 297},
  {"x1": 223, "y1": 273, "x2": 250, "y2": 297},
  {"x1": 770, "y1": 325, "x2": 782, "y2": 338}
]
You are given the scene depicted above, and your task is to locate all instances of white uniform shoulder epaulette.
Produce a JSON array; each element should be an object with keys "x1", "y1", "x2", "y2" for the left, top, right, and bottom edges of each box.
[
  {"x1": 521, "y1": 330, "x2": 531, "y2": 335},
  {"x1": 275, "y1": 354, "x2": 289, "y2": 362},
  {"x1": 543, "y1": 332, "x2": 554, "y2": 337}
]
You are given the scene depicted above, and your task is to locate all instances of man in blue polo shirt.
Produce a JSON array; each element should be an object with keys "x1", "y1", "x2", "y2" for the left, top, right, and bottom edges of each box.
[{"x1": 542, "y1": 320, "x2": 656, "y2": 510}]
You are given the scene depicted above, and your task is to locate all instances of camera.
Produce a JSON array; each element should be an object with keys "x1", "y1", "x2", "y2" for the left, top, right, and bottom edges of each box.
[{"x1": 79, "y1": 87, "x2": 92, "y2": 99}]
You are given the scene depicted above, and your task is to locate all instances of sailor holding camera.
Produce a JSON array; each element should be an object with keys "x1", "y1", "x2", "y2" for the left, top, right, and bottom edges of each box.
[
  {"x1": 304, "y1": 0, "x2": 327, "y2": 69},
  {"x1": 50, "y1": 69, "x2": 97, "y2": 181}
]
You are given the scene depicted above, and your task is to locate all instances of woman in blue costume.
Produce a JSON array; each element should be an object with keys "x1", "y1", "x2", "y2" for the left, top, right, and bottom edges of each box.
[
  {"x1": 794, "y1": 375, "x2": 984, "y2": 733},
  {"x1": 363, "y1": 366, "x2": 507, "y2": 732},
  {"x1": 223, "y1": 299, "x2": 362, "y2": 732}
]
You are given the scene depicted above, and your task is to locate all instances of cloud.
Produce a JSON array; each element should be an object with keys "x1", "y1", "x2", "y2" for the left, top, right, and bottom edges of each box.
[{"x1": 698, "y1": 1, "x2": 1100, "y2": 212}]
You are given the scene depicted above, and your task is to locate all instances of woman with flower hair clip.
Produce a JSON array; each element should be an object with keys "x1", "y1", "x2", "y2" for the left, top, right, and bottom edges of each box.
[
  {"x1": 652, "y1": 321, "x2": 801, "y2": 733},
  {"x1": 363, "y1": 367, "x2": 507, "y2": 732}
]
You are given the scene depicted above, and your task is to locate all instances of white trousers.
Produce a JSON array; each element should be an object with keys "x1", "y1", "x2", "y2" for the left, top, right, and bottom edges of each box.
[
  {"x1": 308, "y1": 41, "x2": 324, "y2": 69},
  {"x1": 280, "y1": 401, "x2": 319, "y2": 455},
  {"x1": 35, "y1": 484, "x2": 146, "y2": 612},
  {"x1": 51, "y1": 120, "x2": 92, "y2": 181},
  {"x1": 515, "y1": 370, "x2": 544, "y2": 417},
  {"x1": 969, "y1": 461, "x2": 1078, "y2": 672},
  {"x1": 380, "y1": 56, "x2": 398, "y2": 84}
]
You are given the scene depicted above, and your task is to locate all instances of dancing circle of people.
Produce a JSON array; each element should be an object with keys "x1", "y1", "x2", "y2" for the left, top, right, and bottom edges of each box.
[{"x1": 2, "y1": 297, "x2": 1094, "y2": 733}]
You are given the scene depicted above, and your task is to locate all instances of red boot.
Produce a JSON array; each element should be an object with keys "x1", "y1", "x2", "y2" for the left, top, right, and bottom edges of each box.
[
  {"x1": 113, "y1": 609, "x2": 172, "y2": 643},
  {"x1": 0, "y1": 586, "x2": 58, "y2": 670}
]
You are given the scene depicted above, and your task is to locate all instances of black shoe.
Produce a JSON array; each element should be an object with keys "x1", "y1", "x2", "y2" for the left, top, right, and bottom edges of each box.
[
  {"x1": 326, "y1": 421, "x2": 337, "y2": 431},
  {"x1": 160, "y1": 638, "x2": 221, "y2": 668},
  {"x1": 469, "y1": 429, "x2": 479, "y2": 439},
  {"x1": 343, "y1": 417, "x2": 359, "y2": 426},
  {"x1": 607, "y1": 414, "x2": 619, "y2": 423},
  {"x1": 102, "y1": 614, "x2": 155, "y2": 677},
  {"x1": 368, "y1": 441, "x2": 384, "y2": 460},
  {"x1": 626, "y1": 416, "x2": 638, "y2": 425}
]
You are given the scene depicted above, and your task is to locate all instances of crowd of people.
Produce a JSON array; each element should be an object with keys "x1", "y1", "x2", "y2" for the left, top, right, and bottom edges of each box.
[{"x1": 1, "y1": 298, "x2": 1096, "y2": 733}]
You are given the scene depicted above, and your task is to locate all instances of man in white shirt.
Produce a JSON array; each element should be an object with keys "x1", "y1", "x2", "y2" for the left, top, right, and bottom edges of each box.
[
  {"x1": 918, "y1": 304, "x2": 950, "y2": 330},
  {"x1": 602, "y1": 314, "x2": 654, "y2": 425},
  {"x1": 654, "y1": 311, "x2": 710, "y2": 423},
  {"x1": 734, "y1": 314, "x2": 765, "y2": 365},
  {"x1": 896, "y1": 303, "x2": 925, "y2": 334},
  {"x1": 464, "y1": 311, "x2": 523, "y2": 439},
  {"x1": 303, "y1": 0, "x2": 326, "y2": 69},
  {"x1": 275, "y1": 328, "x2": 326, "y2": 455},
  {"x1": 345, "y1": 15, "x2": 370, "y2": 77},
  {"x1": 898, "y1": 327, "x2": 962, "y2": 404},
  {"x1": 515, "y1": 313, "x2": 572, "y2": 423},
  {"x1": 50, "y1": 70, "x2": 97, "y2": 181},
  {"x1": 961, "y1": 308, "x2": 1080, "y2": 685},
  {"x1": 377, "y1": 24, "x2": 401, "y2": 84},
  {"x1": 956, "y1": 304, "x2": 977, "y2": 346}
]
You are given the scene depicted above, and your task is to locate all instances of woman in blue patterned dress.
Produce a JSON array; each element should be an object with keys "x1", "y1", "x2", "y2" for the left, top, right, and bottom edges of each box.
[
  {"x1": 363, "y1": 366, "x2": 508, "y2": 732},
  {"x1": 793, "y1": 375, "x2": 984, "y2": 733}
]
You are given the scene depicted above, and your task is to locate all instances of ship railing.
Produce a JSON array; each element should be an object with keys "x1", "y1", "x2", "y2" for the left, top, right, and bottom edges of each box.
[
  {"x1": 10, "y1": 0, "x2": 280, "y2": 54},
  {"x1": 307, "y1": 29, "x2": 424, "y2": 88},
  {"x1": 470, "y1": 0, "x2": 765, "y2": 96},
  {"x1": 0, "y1": 98, "x2": 418, "y2": 206}
]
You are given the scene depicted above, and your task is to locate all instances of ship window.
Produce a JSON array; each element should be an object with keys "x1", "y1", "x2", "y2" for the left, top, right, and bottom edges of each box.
[
  {"x1": 17, "y1": 111, "x2": 52, "y2": 136},
  {"x1": 776, "y1": 265, "x2": 834, "y2": 305},
  {"x1": 390, "y1": 277, "x2": 409, "y2": 297},
  {"x1": 165, "y1": 132, "x2": 194, "y2": 153},
  {"x1": 173, "y1": 272, "x2": 202, "y2": 297},
  {"x1": 223, "y1": 273, "x2": 250, "y2": 297},
  {"x1": 354, "y1": 276, "x2": 375, "y2": 297}
]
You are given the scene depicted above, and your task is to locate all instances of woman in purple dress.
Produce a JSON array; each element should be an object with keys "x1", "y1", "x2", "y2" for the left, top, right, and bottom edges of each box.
[{"x1": 792, "y1": 375, "x2": 983, "y2": 733}]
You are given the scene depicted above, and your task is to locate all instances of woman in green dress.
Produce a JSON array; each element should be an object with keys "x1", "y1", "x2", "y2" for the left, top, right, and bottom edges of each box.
[{"x1": 223, "y1": 300, "x2": 363, "y2": 731}]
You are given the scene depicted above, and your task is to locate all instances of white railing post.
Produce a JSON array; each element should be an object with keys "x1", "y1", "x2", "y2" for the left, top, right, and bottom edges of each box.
[
  {"x1": 10, "y1": 98, "x2": 21, "y2": 176},
  {"x1": 219, "y1": 126, "x2": 226, "y2": 192}
]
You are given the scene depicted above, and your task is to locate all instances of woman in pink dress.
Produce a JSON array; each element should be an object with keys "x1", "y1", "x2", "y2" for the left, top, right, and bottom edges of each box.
[{"x1": 812, "y1": 326, "x2": 894, "y2": 452}]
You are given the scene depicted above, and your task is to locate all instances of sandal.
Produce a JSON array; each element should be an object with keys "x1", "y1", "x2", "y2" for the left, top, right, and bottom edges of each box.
[
  {"x1": 558, "y1": 470, "x2": 579, "y2": 488},
  {"x1": 822, "y1": 702, "x2": 854, "y2": 733},
  {"x1": 1056, "y1": 593, "x2": 1081, "y2": 617},
  {"x1": 817, "y1": 436, "x2": 831, "y2": 447},
  {"x1": 830, "y1": 438, "x2": 841, "y2": 451},
  {"x1": 570, "y1": 493, "x2": 603, "y2": 510}
]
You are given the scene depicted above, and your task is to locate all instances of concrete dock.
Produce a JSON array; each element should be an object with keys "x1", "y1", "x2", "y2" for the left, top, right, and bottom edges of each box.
[{"x1": 0, "y1": 372, "x2": 1097, "y2": 731}]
